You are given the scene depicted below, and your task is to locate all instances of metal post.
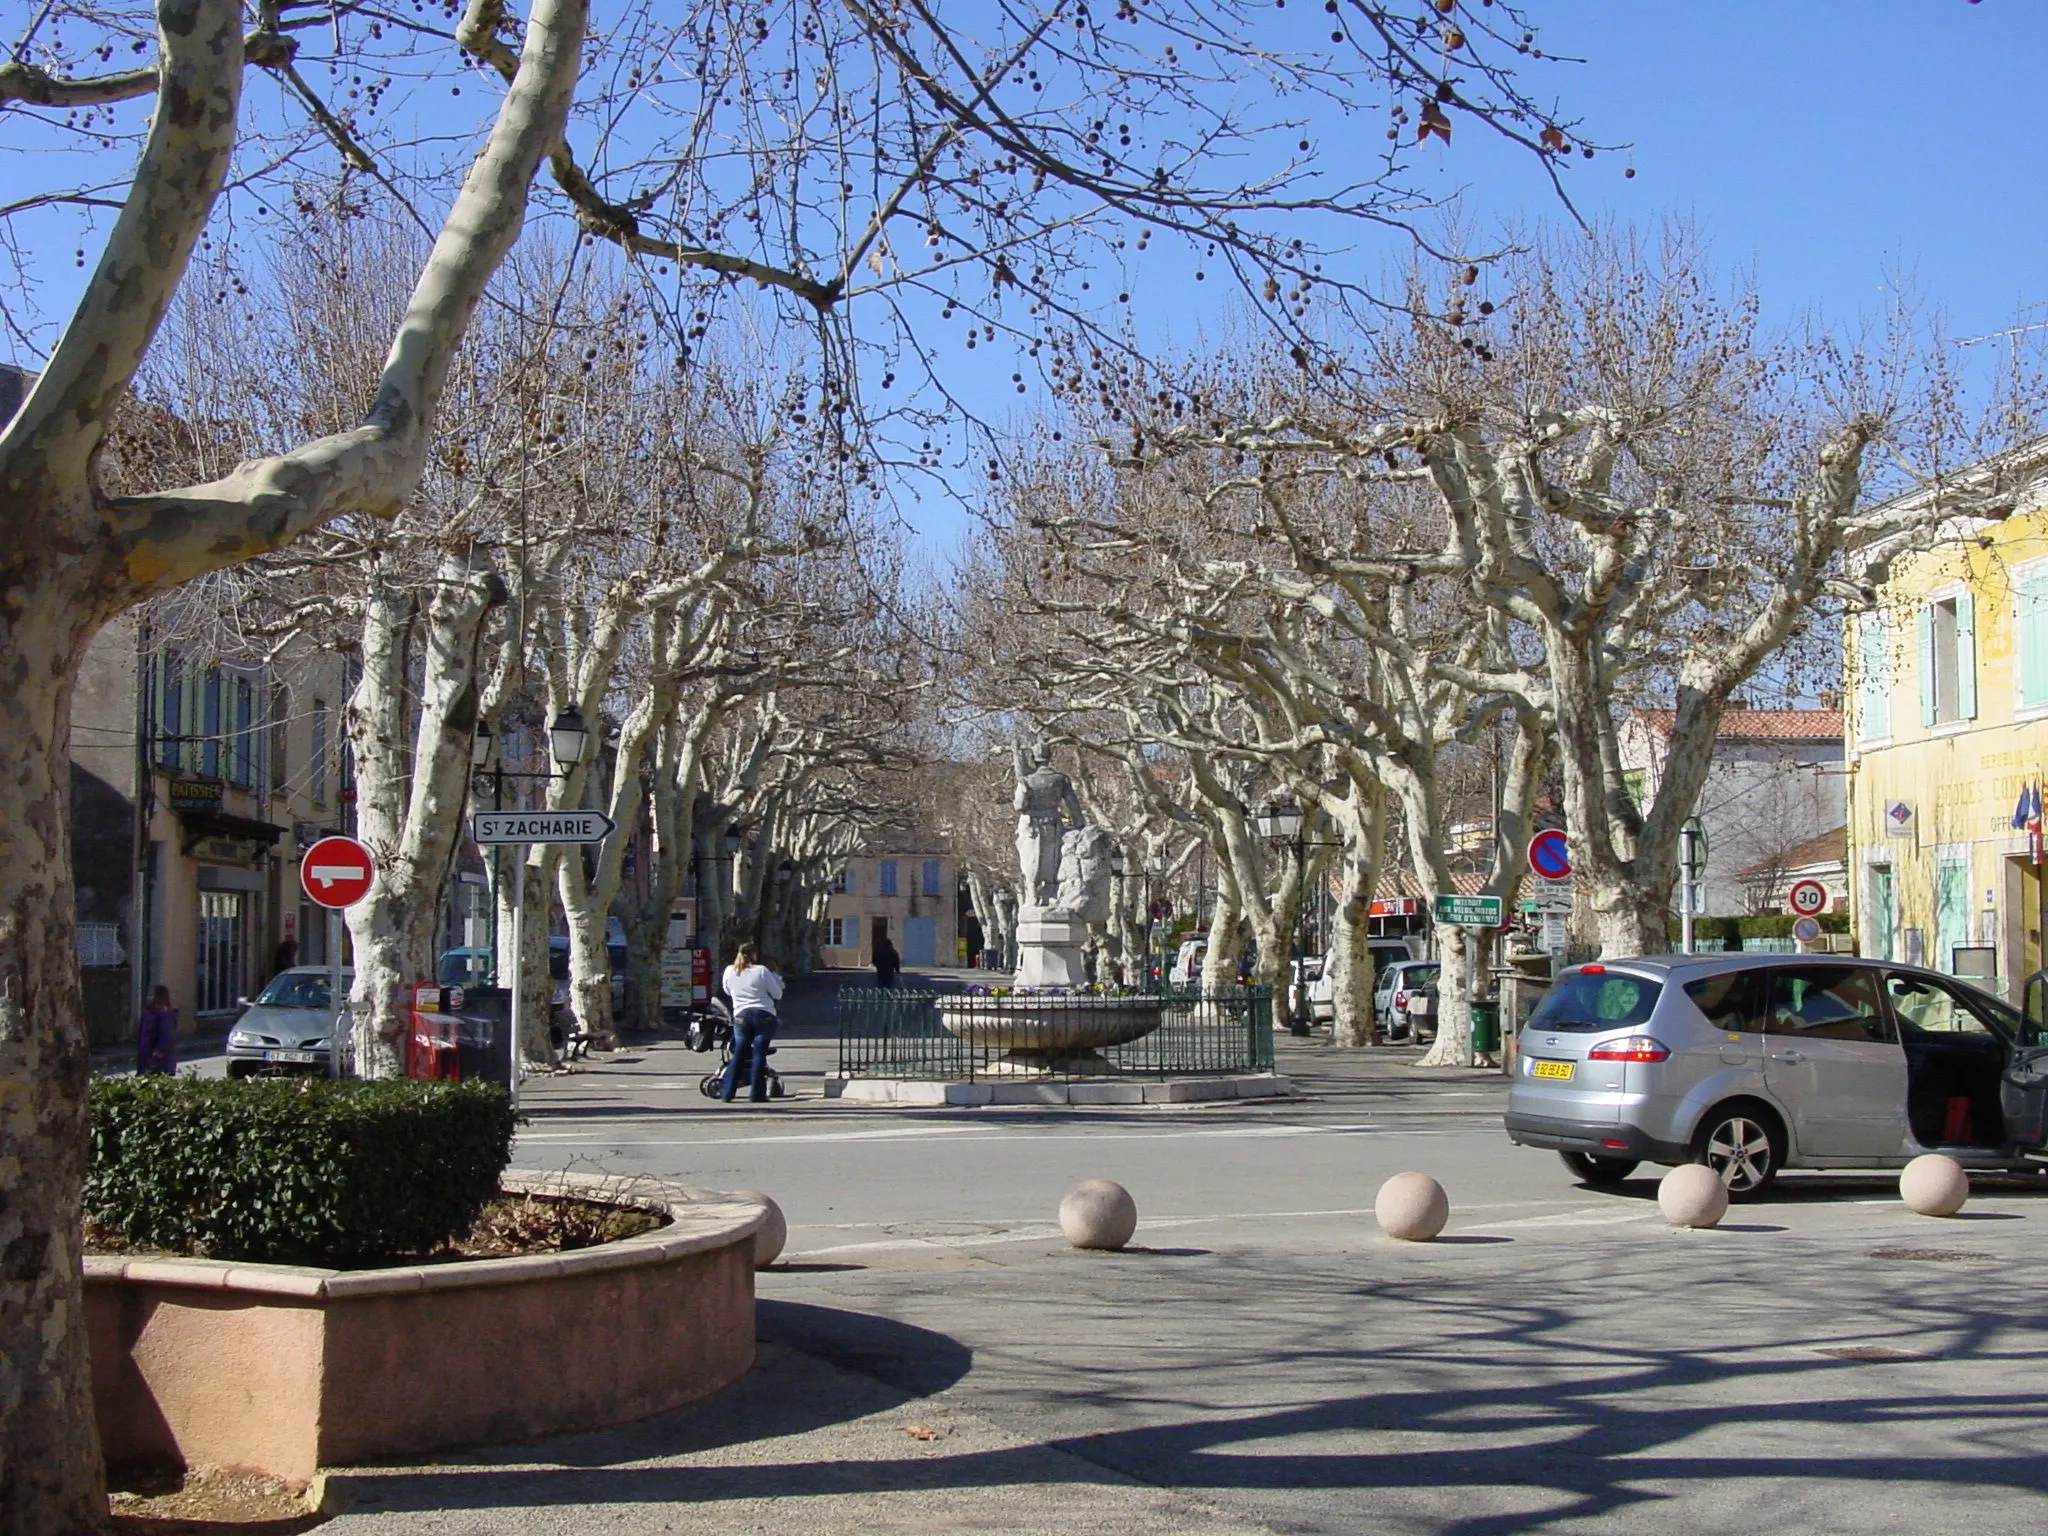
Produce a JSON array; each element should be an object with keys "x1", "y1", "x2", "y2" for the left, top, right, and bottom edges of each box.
[
  {"x1": 1289, "y1": 830, "x2": 1311, "y2": 1036},
  {"x1": 507, "y1": 883, "x2": 523, "y2": 1112},
  {"x1": 328, "y1": 905, "x2": 344, "y2": 1078}
]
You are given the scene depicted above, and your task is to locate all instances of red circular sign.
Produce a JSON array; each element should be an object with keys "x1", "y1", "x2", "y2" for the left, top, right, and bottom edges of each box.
[
  {"x1": 1786, "y1": 879, "x2": 1829, "y2": 918},
  {"x1": 301, "y1": 835, "x2": 376, "y2": 909}
]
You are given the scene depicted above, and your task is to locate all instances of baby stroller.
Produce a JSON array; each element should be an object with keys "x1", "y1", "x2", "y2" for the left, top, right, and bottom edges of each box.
[{"x1": 690, "y1": 1000, "x2": 788, "y2": 1099}]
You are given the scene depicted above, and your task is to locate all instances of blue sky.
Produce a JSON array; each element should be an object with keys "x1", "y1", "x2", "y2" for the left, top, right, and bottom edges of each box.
[
  {"x1": 8, "y1": 2, "x2": 2046, "y2": 558},
  {"x1": 903, "y1": 0, "x2": 2048, "y2": 552}
]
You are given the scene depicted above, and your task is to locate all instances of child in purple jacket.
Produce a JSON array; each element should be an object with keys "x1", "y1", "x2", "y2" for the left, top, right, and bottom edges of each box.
[{"x1": 135, "y1": 986, "x2": 179, "y2": 1075}]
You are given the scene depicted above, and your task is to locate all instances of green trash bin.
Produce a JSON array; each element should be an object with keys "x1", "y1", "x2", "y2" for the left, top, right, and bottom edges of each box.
[{"x1": 1469, "y1": 998, "x2": 1501, "y2": 1054}]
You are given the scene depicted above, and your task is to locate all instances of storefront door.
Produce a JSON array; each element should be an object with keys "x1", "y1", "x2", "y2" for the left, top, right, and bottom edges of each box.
[{"x1": 196, "y1": 890, "x2": 247, "y2": 1015}]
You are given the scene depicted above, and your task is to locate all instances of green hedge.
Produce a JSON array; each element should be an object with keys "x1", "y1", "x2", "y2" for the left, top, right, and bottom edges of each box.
[{"x1": 87, "y1": 1076, "x2": 517, "y2": 1265}]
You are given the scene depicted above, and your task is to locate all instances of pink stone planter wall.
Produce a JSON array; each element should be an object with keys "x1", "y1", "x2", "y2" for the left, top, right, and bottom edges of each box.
[{"x1": 86, "y1": 1175, "x2": 767, "y2": 1481}]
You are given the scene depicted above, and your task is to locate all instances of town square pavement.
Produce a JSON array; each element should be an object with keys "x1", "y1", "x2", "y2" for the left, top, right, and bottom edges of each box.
[{"x1": 306, "y1": 969, "x2": 2048, "y2": 1534}]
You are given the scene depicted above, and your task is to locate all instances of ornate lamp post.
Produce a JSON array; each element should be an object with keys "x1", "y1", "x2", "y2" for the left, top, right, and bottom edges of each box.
[
  {"x1": 1252, "y1": 800, "x2": 1339, "y2": 1037},
  {"x1": 469, "y1": 708, "x2": 593, "y2": 985}
]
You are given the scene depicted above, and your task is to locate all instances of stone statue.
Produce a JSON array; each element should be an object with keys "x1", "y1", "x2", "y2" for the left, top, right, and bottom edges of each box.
[{"x1": 1013, "y1": 740, "x2": 1083, "y2": 912}]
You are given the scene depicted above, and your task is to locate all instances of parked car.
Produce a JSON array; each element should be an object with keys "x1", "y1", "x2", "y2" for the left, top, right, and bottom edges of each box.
[
  {"x1": 437, "y1": 946, "x2": 494, "y2": 988},
  {"x1": 1504, "y1": 953, "x2": 2048, "y2": 1197},
  {"x1": 226, "y1": 967, "x2": 351, "y2": 1076},
  {"x1": 1373, "y1": 959, "x2": 1441, "y2": 1042}
]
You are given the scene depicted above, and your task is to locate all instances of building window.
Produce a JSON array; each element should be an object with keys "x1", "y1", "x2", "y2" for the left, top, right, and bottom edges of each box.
[
  {"x1": 1857, "y1": 614, "x2": 1891, "y2": 740},
  {"x1": 2020, "y1": 568, "x2": 2048, "y2": 712},
  {"x1": 202, "y1": 668, "x2": 223, "y2": 779},
  {"x1": 231, "y1": 674, "x2": 256, "y2": 787},
  {"x1": 158, "y1": 652, "x2": 184, "y2": 770},
  {"x1": 828, "y1": 916, "x2": 858, "y2": 947},
  {"x1": 270, "y1": 683, "x2": 289, "y2": 792},
  {"x1": 1919, "y1": 594, "x2": 1977, "y2": 727},
  {"x1": 922, "y1": 859, "x2": 943, "y2": 897},
  {"x1": 832, "y1": 867, "x2": 853, "y2": 895},
  {"x1": 878, "y1": 860, "x2": 898, "y2": 897},
  {"x1": 311, "y1": 698, "x2": 329, "y2": 807}
]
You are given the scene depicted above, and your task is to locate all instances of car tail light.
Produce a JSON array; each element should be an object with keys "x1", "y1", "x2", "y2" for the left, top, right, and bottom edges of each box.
[
  {"x1": 1394, "y1": 990, "x2": 1408, "y2": 1007},
  {"x1": 1579, "y1": 964, "x2": 1607, "y2": 974},
  {"x1": 1588, "y1": 1036, "x2": 1670, "y2": 1063}
]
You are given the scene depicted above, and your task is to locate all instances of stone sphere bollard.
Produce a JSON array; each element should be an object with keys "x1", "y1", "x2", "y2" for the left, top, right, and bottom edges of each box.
[
  {"x1": 1900, "y1": 1154, "x2": 1970, "y2": 1217},
  {"x1": 1375, "y1": 1172, "x2": 1450, "y2": 1242},
  {"x1": 1658, "y1": 1164, "x2": 1730, "y2": 1229},
  {"x1": 736, "y1": 1191, "x2": 787, "y2": 1268},
  {"x1": 1059, "y1": 1179, "x2": 1138, "y2": 1250}
]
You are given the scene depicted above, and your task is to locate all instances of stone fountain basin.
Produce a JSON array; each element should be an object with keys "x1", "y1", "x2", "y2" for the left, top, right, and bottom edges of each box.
[{"x1": 934, "y1": 993, "x2": 1168, "y2": 1052}]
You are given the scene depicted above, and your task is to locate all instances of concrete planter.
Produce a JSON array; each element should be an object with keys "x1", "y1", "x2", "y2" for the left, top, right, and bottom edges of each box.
[{"x1": 86, "y1": 1173, "x2": 767, "y2": 1481}]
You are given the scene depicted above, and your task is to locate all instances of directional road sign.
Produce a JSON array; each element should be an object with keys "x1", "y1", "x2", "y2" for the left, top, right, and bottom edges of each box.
[
  {"x1": 471, "y1": 809, "x2": 616, "y2": 846},
  {"x1": 1786, "y1": 879, "x2": 1829, "y2": 918},
  {"x1": 1528, "y1": 828, "x2": 1571, "y2": 881},
  {"x1": 1433, "y1": 893, "x2": 1505, "y2": 927},
  {"x1": 301, "y1": 836, "x2": 375, "y2": 908}
]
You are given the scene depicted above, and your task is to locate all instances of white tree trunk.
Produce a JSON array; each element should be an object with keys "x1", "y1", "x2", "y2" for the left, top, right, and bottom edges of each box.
[{"x1": 1415, "y1": 925, "x2": 1481, "y2": 1068}]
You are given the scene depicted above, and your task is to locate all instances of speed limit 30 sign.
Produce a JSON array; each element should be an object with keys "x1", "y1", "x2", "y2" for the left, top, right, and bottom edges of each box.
[{"x1": 1785, "y1": 879, "x2": 1829, "y2": 918}]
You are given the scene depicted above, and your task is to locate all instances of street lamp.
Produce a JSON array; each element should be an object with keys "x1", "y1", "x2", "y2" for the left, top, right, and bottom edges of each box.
[
  {"x1": 1254, "y1": 799, "x2": 1339, "y2": 1037},
  {"x1": 548, "y1": 706, "x2": 592, "y2": 771}
]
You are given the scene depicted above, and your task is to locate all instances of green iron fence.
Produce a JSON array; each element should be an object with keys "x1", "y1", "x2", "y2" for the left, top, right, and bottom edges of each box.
[{"x1": 836, "y1": 987, "x2": 1275, "y2": 1081}]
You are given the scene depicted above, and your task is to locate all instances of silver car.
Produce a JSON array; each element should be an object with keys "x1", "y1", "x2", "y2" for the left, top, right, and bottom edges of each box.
[
  {"x1": 226, "y1": 967, "x2": 350, "y2": 1076},
  {"x1": 1504, "y1": 954, "x2": 2048, "y2": 1196},
  {"x1": 1374, "y1": 959, "x2": 1440, "y2": 1041}
]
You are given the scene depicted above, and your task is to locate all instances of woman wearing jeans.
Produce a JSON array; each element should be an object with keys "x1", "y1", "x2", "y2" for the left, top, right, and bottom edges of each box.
[{"x1": 719, "y1": 942, "x2": 785, "y2": 1103}]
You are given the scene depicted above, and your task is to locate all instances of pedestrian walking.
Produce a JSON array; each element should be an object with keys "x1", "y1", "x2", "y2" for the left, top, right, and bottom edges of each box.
[
  {"x1": 135, "y1": 985, "x2": 179, "y2": 1076},
  {"x1": 718, "y1": 943, "x2": 784, "y2": 1103},
  {"x1": 872, "y1": 935, "x2": 901, "y2": 989}
]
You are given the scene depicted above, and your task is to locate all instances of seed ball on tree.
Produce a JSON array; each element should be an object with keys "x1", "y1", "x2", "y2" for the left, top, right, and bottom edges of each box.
[
  {"x1": 1059, "y1": 1179, "x2": 1138, "y2": 1250},
  {"x1": 1375, "y1": 1172, "x2": 1450, "y2": 1241},
  {"x1": 1899, "y1": 1154, "x2": 1970, "y2": 1217},
  {"x1": 1658, "y1": 1164, "x2": 1729, "y2": 1229},
  {"x1": 736, "y1": 1190, "x2": 787, "y2": 1268}
]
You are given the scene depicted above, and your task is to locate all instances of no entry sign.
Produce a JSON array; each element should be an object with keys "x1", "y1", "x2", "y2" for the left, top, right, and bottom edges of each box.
[
  {"x1": 1786, "y1": 879, "x2": 1829, "y2": 918},
  {"x1": 1528, "y1": 828, "x2": 1571, "y2": 882},
  {"x1": 301, "y1": 835, "x2": 376, "y2": 908}
]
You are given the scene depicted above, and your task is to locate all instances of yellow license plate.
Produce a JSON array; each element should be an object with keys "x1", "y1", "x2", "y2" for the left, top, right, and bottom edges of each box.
[{"x1": 1530, "y1": 1059, "x2": 1575, "y2": 1081}]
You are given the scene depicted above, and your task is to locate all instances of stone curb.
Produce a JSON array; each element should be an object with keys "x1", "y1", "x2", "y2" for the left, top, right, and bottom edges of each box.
[
  {"x1": 83, "y1": 1172, "x2": 767, "y2": 1298},
  {"x1": 823, "y1": 1074, "x2": 1298, "y2": 1106}
]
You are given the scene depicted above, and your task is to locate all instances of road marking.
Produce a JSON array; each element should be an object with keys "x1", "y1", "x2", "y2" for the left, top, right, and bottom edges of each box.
[{"x1": 514, "y1": 1121, "x2": 1483, "y2": 1148}]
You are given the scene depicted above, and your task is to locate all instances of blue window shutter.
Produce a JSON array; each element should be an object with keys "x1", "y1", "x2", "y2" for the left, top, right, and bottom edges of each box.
[
  {"x1": 844, "y1": 867, "x2": 856, "y2": 896},
  {"x1": 1859, "y1": 616, "x2": 1890, "y2": 738},
  {"x1": 879, "y1": 861, "x2": 898, "y2": 896},
  {"x1": 923, "y1": 859, "x2": 942, "y2": 896},
  {"x1": 2023, "y1": 573, "x2": 2048, "y2": 709},
  {"x1": 1956, "y1": 591, "x2": 1977, "y2": 720},
  {"x1": 1918, "y1": 605, "x2": 1937, "y2": 727}
]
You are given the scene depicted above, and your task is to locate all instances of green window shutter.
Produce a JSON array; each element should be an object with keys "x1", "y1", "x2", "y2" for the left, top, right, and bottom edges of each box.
[
  {"x1": 1918, "y1": 605, "x2": 1937, "y2": 727},
  {"x1": 1859, "y1": 616, "x2": 1890, "y2": 738},
  {"x1": 2022, "y1": 572, "x2": 2048, "y2": 709},
  {"x1": 1956, "y1": 591, "x2": 1977, "y2": 720}
]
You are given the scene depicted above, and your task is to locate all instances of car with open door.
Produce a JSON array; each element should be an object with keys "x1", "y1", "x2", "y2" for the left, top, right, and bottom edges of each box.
[{"x1": 1504, "y1": 953, "x2": 2048, "y2": 1197}]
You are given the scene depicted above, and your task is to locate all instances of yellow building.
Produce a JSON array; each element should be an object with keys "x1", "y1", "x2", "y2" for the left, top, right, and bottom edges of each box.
[{"x1": 1847, "y1": 484, "x2": 2048, "y2": 998}]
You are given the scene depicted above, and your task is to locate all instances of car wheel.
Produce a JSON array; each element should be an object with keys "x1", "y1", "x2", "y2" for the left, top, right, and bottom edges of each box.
[
  {"x1": 1692, "y1": 1104, "x2": 1783, "y2": 1198},
  {"x1": 1559, "y1": 1151, "x2": 1639, "y2": 1186}
]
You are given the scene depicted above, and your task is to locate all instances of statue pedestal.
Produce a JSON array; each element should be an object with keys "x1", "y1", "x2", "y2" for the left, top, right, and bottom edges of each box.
[{"x1": 1014, "y1": 918, "x2": 1090, "y2": 989}]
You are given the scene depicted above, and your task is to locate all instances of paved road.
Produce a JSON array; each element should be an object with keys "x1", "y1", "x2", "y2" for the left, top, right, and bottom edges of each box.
[{"x1": 310, "y1": 970, "x2": 2048, "y2": 1532}]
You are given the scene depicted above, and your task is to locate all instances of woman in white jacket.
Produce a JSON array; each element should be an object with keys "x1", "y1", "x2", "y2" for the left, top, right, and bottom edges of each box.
[{"x1": 718, "y1": 942, "x2": 785, "y2": 1103}]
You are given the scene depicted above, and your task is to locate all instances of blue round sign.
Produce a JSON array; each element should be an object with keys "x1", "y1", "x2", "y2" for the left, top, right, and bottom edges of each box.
[{"x1": 1529, "y1": 828, "x2": 1571, "y2": 881}]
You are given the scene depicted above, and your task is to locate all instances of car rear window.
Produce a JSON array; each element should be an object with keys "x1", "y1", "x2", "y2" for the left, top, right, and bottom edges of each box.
[
  {"x1": 1403, "y1": 964, "x2": 1440, "y2": 988},
  {"x1": 1527, "y1": 971, "x2": 1662, "y2": 1032}
]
